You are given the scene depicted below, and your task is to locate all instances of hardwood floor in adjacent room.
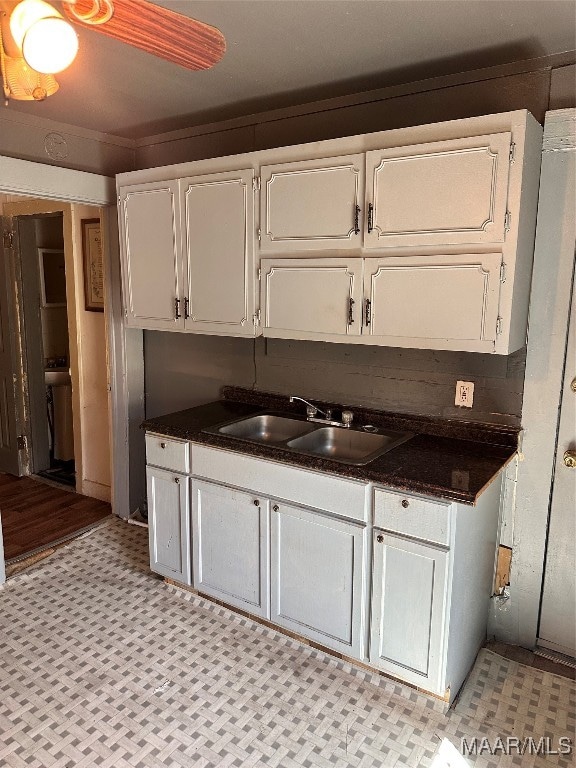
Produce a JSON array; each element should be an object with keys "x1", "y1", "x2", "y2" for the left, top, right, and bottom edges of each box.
[{"x1": 0, "y1": 474, "x2": 111, "y2": 561}]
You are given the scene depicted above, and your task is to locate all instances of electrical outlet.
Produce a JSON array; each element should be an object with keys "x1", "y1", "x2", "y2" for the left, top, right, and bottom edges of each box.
[{"x1": 455, "y1": 380, "x2": 474, "y2": 408}]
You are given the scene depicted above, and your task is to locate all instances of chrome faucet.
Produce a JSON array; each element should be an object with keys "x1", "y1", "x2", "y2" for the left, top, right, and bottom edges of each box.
[{"x1": 289, "y1": 396, "x2": 353, "y2": 428}]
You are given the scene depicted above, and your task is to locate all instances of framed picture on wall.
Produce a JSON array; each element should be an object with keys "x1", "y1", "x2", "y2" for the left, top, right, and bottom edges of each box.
[{"x1": 82, "y1": 218, "x2": 104, "y2": 312}]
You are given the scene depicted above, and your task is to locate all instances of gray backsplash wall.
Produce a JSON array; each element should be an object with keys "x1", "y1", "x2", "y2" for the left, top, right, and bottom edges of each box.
[
  {"x1": 144, "y1": 331, "x2": 255, "y2": 417},
  {"x1": 145, "y1": 329, "x2": 525, "y2": 427},
  {"x1": 254, "y1": 339, "x2": 525, "y2": 426}
]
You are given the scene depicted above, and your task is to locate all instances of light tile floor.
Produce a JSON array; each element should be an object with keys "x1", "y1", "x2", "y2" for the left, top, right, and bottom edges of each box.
[{"x1": 0, "y1": 518, "x2": 574, "y2": 768}]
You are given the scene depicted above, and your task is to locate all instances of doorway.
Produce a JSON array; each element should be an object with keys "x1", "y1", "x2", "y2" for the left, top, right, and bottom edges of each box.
[
  {"x1": 0, "y1": 197, "x2": 112, "y2": 564},
  {"x1": 18, "y1": 212, "x2": 76, "y2": 487}
]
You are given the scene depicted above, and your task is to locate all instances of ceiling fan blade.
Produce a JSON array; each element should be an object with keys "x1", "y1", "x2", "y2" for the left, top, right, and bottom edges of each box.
[{"x1": 62, "y1": 0, "x2": 226, "y2": 71}]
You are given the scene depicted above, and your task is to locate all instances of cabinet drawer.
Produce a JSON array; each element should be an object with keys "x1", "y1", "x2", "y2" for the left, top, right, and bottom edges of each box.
[
  {"x1": 373, "y1": 488, "x2": 451, "y2": 546},
  {"x1": 146, "y1": 433, "x2": 190, "y2": 473}
]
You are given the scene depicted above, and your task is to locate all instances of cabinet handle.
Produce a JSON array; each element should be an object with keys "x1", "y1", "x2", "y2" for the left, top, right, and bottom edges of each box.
[
  {"x1": 174, "y1": 477, "x2": 180, "y2": 484},
  {"x1": 253, "y1": 499, "x2": 260, "y2": 507},
  {"x1": 184, "y1": 297, "x2": 190, "y2": 320},
  {"x1": 376, "y1": 534, "x2": 384, "y2": 543},
  {"x1": 367, "y1": 202, "x2": 374, "y2": 233},
  {"x1": 401, "y1": 499, "x2": 409, "y2": 508},
  {"x1": 272, "y1": 504, "x2": 279, "y2": 512},
  {"x1": 353, "y1": 204, "x2": 360, "y2": 235},
  {"x1": 347, "y1": 297, "x2": 355, "y2": 326},
  {"x1": 174, "y1": 297, "x2": 181, "y2": 319},
  {"x1": 160, "y1": 442, "x2": 166, "y2": 449},
  {"x1": 364, "y1": 298, "x2": 371, "y2": 326}
]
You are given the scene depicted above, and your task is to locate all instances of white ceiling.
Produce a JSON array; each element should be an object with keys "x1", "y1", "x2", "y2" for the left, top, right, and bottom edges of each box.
[{"x1": 4, "y1": 0, "x2": 576, "y2": 140}]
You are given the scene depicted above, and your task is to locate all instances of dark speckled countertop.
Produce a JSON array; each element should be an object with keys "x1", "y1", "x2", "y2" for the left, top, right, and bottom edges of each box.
[{"x1": 142, "y1": 387, "x2": 519, "y2": 505}]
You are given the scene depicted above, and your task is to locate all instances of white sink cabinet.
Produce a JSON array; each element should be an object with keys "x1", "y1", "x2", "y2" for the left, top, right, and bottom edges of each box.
[
  {"x1": 145, "y1": 433, "x2": 191, "y2": 584},
  {"x1": 144, "y1": 432, "x2": 503, "y2": 702}
]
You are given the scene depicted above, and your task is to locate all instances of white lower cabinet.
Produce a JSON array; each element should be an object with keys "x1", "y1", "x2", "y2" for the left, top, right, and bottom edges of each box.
[
  {"x1": 146, "y1": 466, "x2": 191, "y2": 584},
  {"x1": 191, "y1": 479, "x2": 270, "y2": 618},
  {"x1": 369, "y1": 531, "x2": 449, "y2": 693},
  {"x1": 270, "y1": 502, "x2": 367, "y2": 657}
]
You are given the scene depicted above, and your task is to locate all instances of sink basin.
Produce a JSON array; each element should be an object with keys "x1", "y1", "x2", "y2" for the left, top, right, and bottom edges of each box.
[
  {"x1": 287, "y1": 426, "x2": 413, "y2": 465},
  {"x1": 217, "y1": 414, "x2": 315, "y2": 443}
]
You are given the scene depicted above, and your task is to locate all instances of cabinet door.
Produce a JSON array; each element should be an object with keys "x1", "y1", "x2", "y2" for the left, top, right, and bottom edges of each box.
[
  {"x1": 146, "y1": 466, "x2": 190, "y2": 584},
  {"x1": 363, "y1": 253, "x2": 502, "y2": 352},
  {"x1": 260, "y1": 155, "x2": 364, "y2": 252},
  {"x1": 181, "y1": 170, "x2": 256, "y2": 336},
  {"x1": 191, "y1": 480, "x2": 270, "y2": 618},
  {"x1": 271, "y1": 502, "x2": 367, "y2": 657},
  {"x1": 365, "y1": 132, "x2": 512, "y2": 248},
  {"x1": 370, "y1": 531, "x2": 448, "y2": 693},
  {"x1": 261, "y1": 258, "x2": 363, "y2": 340},
  {"x1": 119, "y1": 180, "x2": 184, "y2": 330}
]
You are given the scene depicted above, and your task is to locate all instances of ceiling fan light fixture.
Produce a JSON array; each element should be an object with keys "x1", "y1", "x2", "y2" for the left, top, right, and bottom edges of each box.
[
  {"x1": 1, "y1": 52, "x2": 59, "y2": 99},
  {"x1": 10, "y1": 0, "x2": 78, "y2": 74}
]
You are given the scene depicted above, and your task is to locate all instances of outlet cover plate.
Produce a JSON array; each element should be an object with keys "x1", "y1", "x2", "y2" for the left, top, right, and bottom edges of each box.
[{"x1": 455, "y1": 380, "x2": 474, "y2": 407}]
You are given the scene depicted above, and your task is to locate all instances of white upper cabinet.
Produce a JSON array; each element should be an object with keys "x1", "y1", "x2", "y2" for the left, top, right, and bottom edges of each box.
[
  {"x1": 363, "y1": 253, "x2": 503, "y2": 352},
  {"x1": 119, "y1": 180, "x2": 184, "y2": 330},
  {"x1": 181, "y1": 169, "x2": 255, "y2": 336},
  {"x1": 260, "y1": 154, "x2": 364, "y2": 252},
  {"x1": 365, "y1": 133, "x2": 512, "y2": 249},
  {"x1": 261, "y1": 258, "x2": 364, "y2": 339}
]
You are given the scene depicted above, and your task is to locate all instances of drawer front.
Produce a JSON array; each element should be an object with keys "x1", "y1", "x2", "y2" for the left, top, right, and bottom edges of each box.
[
  {"x1": 191, "y1": 444, "x2": 369, "y2": 522},
  {"x1": 373, "y1": 488, "x2": 451, "y2": 546},
  {"x1": 146, "y1": 433, "x2": 190, "y2": 473}
]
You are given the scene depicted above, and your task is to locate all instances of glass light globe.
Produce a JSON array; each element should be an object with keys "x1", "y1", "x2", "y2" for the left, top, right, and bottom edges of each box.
[{"x1": 22, "y1": 17, "x2": 78, "y2": 74}]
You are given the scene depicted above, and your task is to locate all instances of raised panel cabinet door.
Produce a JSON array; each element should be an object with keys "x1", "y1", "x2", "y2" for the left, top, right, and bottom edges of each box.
[
  {"x1": 261, "y1": 258, "x2": 363, "y2": 340},
  {"x1": 146, "y1": 466, "x2": 190, "y2": 584},
  {"x1": 191, "y1": 480, "x2": 270, "y2": 618},
  {"x1": 365, "y1": 132, "x2": 512, "y2": 248},
  {"x1": 370, "y1": 531, "x2": 448, "y2": 693},
  {"x1": 363, "y1": 253, "x2": 503, "y2": 353},
  {"x1": 181, "y1": 170, "x2": 256, "y2": 336},
  {"x1": 119, "y1": 180, "x2": 184, "y2": 330},
  {"x1": 271, "y1": 502, "x2": 366, "y2": 657},
  {"x1": 260, "y1": 154, "x2": 365, "y2": 252}
]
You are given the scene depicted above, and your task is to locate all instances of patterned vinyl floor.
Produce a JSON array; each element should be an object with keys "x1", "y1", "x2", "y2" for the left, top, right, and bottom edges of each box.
[{"x1": 0, "y1": 518, "x2": 574, "y2": 768}]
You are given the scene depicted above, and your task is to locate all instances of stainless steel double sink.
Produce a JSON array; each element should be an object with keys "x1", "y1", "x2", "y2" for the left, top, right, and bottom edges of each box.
[{"x1": 204, "y1": 413, "x2": 413, "y2": 466}]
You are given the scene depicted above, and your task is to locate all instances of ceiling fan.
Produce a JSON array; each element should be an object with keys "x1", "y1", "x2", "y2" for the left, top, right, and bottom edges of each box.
[{"x1": 0, "y1": 0, "x2": 226, "y2": 101}]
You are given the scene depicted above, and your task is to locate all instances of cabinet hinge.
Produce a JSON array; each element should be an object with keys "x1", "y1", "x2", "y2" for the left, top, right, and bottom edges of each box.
[
  {"x1": 257, "y1": 228, "x2": 261, "y2": 242},
  {"x1": 509, "y1": 141, "x2": 516, "y2": 163},
  {"x1": 253, "y1": 309, "x2": 261, "y2": 326},
  {"x1": 496, "y1": 317, "x2": 503, "y2": 336},
  {"x1": 500, "y1": 261, "x2": 507, "y2": 283},
  {"x1": 504, "y1": 210, "x2": 511, "y2": 232},
  {"x1": 17, "y1": 435, "x2": 27, "y2": 451},
  {"x1": 124, "y1": 307, "x2": 128, "y2": 318},
  {"x1": 253, "y1": 177, "x2": 261, "y2": 192},
  {"x1": 258, "y1": 267, "x2": 262, "y2": 281},
  {"x1": 3, "y1": 230, "x2": 14, "y2": 249}
]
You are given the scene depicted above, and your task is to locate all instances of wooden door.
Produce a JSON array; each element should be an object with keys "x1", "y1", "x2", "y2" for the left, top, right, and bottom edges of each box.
[
  {"x1": 0, "y1": 219, "x2": 24, "y2": 476},
  {"x1": 119, "y1": 180, "x2": 184, "y2": 330},
  {"x1": 261, "y1": 258, "x2": 363, "y2": 341},
  {"x1": 370, "y1": 531, "x2": 448, "y2": 692},
  {"x1": 363, "y1": 253, "x2": 503, "y2": 352},
  {"x1": 260, "y1": 154, "x2": 364, "y2": 252},
  {"x1": 191, "y1": 479, "x2": 270, "y2": 618},
  {"x1": 365, "y1": 132, "x2": 512, "y2": 248},
  {"x1": 539, "y1": 277, "x2": 576, "y2": 657},
  {"x1": 146, "y1": 466, "x2": 190, "y2": 583},
  {"x1": 181, "y1": 170, "x2": 256, "y2": 336},
  {"x1": 271, "y1": 501, "x2": 366, "y2": 657}
]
